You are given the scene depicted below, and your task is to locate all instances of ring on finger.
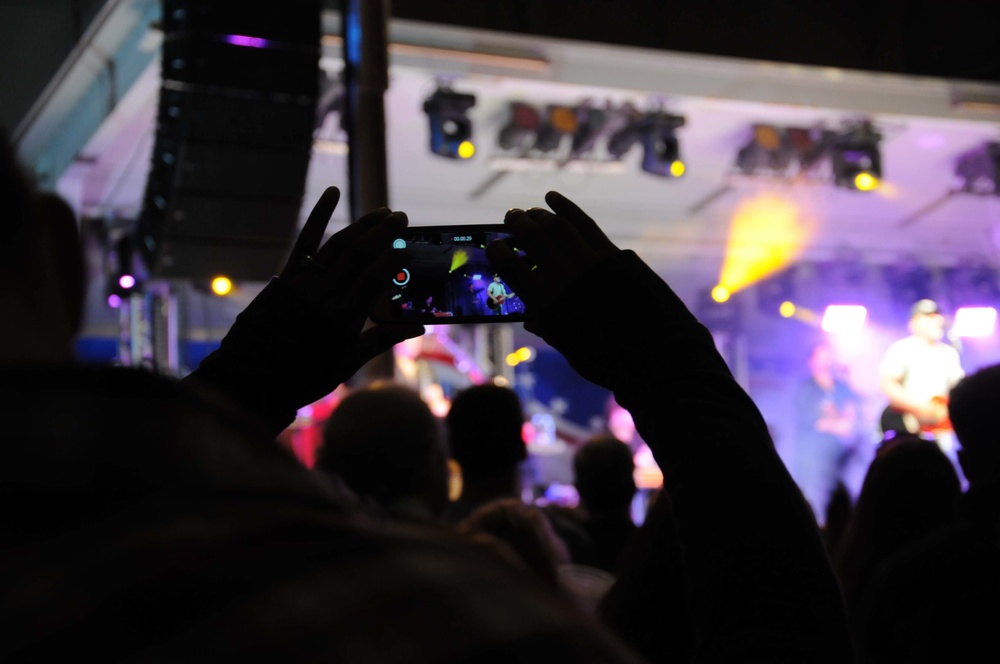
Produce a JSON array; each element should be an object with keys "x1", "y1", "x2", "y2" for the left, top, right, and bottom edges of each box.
[{"x1": 299, "y1": 254, "x2": 328, "y2": 272}]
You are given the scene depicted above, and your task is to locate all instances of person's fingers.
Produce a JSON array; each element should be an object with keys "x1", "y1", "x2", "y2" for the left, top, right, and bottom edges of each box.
[
  {"x1": 503, "y1": 208, "x2": 560, "y2": 270},
  {"x1": 341, "y1": 245, "x2": 412, "y2": 314},
  {"x1": 282, "y1": 186, "x2": 340, "y2": 277},
  {"x1": 486, "y1": 237, "x2": 537, "y2": 304},
  {"x1": 524, "y1": 207, "x2": 595, "y2": 266},
  {"x1": 544, "y1": 191, "x2": 618, "y2": 255},
  {"x1": 324, "y1": 211, "x2": 409, "y2": 284},
  {"x1": 313, "y1": 205, "x2": 394, "y2": 266}
]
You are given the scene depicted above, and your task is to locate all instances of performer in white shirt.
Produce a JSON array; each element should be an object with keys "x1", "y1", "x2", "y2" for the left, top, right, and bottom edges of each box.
[{"x1": 879, "y1": 299, "x2": 964, "y2": 467}]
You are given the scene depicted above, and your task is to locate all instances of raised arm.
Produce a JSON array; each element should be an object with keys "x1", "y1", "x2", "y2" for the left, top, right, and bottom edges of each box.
[
  {"x1": 489, "y1": 192, "x2": 853, "y2": 663},
  {"x1": 185, "y1": 187, "x2": 424, "y2": 438}
]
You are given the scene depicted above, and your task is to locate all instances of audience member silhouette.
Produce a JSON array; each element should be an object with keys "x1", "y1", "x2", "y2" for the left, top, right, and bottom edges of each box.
[
  {"x1": 2, "y1": 133, "x2": 853, "y2": 661},
  {"x1": 459, "y1": 498, "x2": 571, "y2": 592},
  {"x1": 854, "y1": 363, "x2": 1000, "y2": 662},
  {"x1": 445, "y1": 384, "x2": 527, "y2": 522},
  {"x1": 833, "y1": 435, "x2": 960, "y2": 612},
  {"x1": 316, "y1": 382, "x2": 450, "y2": 520},
  {"x1": 821, "y1": 481, "x2": 853, "y2": 557},
  {"x1": 572, "y1": 435, "x2": 638, "y2": 573}
]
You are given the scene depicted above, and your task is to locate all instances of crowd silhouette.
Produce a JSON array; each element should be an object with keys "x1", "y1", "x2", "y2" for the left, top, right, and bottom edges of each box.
[{"x1": 4, "y1": 131, "x2": 1000, "y2": 662}]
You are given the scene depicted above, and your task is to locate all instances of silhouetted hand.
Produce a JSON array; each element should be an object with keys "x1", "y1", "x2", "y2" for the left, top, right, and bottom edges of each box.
[
  {"x1": 279, "y1": 186, "x2": 424, "y2": 365},
  {"x1": 189, "y1": 186, "x2": 423, "y2": 434},
  {"x1": 487, "y1": 191, "x2": 620, "y2": 323}
]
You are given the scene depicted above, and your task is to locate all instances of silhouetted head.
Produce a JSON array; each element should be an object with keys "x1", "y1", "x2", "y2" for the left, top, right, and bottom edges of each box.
[
  {"x1": 574, "y1": 435, "x2": 636, "y2": 514},
  {"x1": 447, "y1": 384, "x2": 526, "y2": 482},
  {"x1": 835, "y1": 435, "x2": 960, "y2": 606},
  {"x1": 950, "y1": 364, "x2": 1000, "y2": 487},
  {"x1": 318, "y1": 383, "x2": 449, "y2": 519},
  {"x1": 459, "y1": 498, "x2": 569, "y2": 590},
  {"x1": 0, "y1": 134, "x2": 85, "y2": 363}
]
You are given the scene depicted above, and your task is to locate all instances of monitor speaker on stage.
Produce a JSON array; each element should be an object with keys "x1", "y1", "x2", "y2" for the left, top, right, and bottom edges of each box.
[{"x1": 138, "y1": 0, "x2": 321, "y2": 280}]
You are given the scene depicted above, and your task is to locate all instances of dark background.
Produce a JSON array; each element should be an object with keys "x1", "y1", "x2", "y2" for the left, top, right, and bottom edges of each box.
[{"x1": 3, "y1": 0, "x2": 998, "y2": 133}]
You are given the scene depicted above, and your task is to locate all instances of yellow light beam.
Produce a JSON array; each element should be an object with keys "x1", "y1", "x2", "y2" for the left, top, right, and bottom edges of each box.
[
  {"x1": 717, "y1": 193, "x2": 815, "y2": 295},
  {"x1": 449, "y1": 249, "x2": 469, "y2": 273}
]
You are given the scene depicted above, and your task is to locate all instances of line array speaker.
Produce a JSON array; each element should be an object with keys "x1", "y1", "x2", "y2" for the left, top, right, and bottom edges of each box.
[{"x1": 139, "y1": 0, "x2": 321, "y2": 280}]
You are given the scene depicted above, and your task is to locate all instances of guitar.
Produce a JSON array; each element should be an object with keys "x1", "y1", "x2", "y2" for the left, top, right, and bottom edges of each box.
[
  {"x1": 879, "y1": 395, "x2": 951, "y2": 437},
  {"x1": 486, "y1": 292, "x2": 515, "y2": 310}
]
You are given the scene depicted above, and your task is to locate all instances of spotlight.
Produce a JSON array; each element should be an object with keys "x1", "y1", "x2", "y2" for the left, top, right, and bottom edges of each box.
[
  {"x1": 952, "y1": 307, "x2": 997, "y2": 337},
  {"x1": 711, "y1": 285, "x2": 730, "y2": 303},
  {"x1": 107, "y1": 234, "x2": 145, "y2": 302},
  {"x1": 569, "y1": 105, "x2": 609, "y2": 156},
  {"x1": 955, "y1": 142, "x2": 1000, "y2": 195},
  {"x1": 497, "y1": 102, "x2": 541, "y2": 151},
  {"x1": 787, "y1": 127, "x2": 830, "y2": 172},
  {"x1": 423, "y1": 88, "x2": 477, "y2": 159},
  {"x1": 606, "y1": 105, "x2": 644, "y2": 159},
  {"x1": 211, "y1": 276, "x2": 233, "y2": 296},
  {"x1": 831, "y1": 121, "x2": 882, "y2": 191},
  {"x1": 854, "y1": 172, "x2": 879, "y2": 191},
  {"x1": 779, "y1": 301, "x2": 796, "y2": 318},
  {"x1": 638, "y1": 112, "x2": 686, "y2": 178},
  {"x1": 534, "y1": 105, "x2": 578, "y2": 153},
  {"x1": 821, "y1": 305, "x2": 868, "y2": 334},
  {"x1": 735, "y1": 124, "x2": 794, "y2": 174}
]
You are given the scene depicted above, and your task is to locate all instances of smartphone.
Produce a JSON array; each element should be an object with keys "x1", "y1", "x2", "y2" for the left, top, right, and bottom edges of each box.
[{"x1": 370, "y1": 224, "x2": 527, "y2": 324}]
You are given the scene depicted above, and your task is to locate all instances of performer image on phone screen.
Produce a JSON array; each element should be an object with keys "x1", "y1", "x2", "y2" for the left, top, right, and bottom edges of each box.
[
  {"x1": 486, "y1": 275, "x2": 515, "y2": 316},
  {"x1": 879, "y1": 299, "x2": 965, "y2": 473}
]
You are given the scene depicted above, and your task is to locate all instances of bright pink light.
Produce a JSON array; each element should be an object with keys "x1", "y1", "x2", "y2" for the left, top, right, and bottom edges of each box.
[
  {"x1": 226, "y1": 34, "x2": 270, "y2": 48},
  {"x1": 821, "y1": 304, "x2": 867, "y2": 334},
  {"x1": 522, "y1": 421, "x2": 537, "y2": 444},
  {"x1": 119, "y1": 274, "x2": 135, "y2": 289},
  {"x1": 952, "y1": 307, "x2": 997, "y2": 337},
  {"x1": 107, "y1": 294, "x2": 121, "y2": 308}
]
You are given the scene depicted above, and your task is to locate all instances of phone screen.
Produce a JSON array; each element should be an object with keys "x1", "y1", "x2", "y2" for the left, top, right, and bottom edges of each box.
[{"x1": 370, "y1": 225, "x2": 526, "y2": 324}]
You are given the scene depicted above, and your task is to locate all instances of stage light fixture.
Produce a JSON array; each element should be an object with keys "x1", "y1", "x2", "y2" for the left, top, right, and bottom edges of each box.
[
  {"x1": 497, "y1": 102, "x2": 541, "y2": 150},
  {"x1": 821, "y1": 305, "x2": 867, "y2": 334},
  {"x1": 779, "y1": 301, "x2": 796, "y2": 318},
  {"x1": 639, "y1": 112, "x2": 686, "y2": 178},
  {"x1": 955, "y1": 142, "x2": 1000, "y2": 195},
  {"x1": 107, "y1": 234, "x2": 145, "y2": 303},
  {"x1": 533, "y1": 105, "x2": 578, "y2": 153},
  {"x1": 831, "y1": 121, "x2": 882, "y2": 191},
  {"x1": 570, "y1": 105, "x2": 609, "y2": 156},
  {"x1": 952, "y1": 307, "x2": 997, "y2": 337},
  {"x1": 606, "y1": 106, "x2": 644, "y2": 160},
  {"x1": 735, "y1": 124, "x2": 795, "y2": 174},
  {"x1": 787, "y1": 127, "x2": 829, "y2": 172},
  {"x1": 211, "y1": 276, "x2": 233, "y2": 296},
  {"x1": 711, "y1": 285, "x2": 731, "y2": 303},
  {"x1": 423, "y1": 87, "x2": 477, "y2": 159}
]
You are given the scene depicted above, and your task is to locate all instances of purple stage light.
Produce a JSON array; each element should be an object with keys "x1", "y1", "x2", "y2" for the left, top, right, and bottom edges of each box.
[
  {"x1": 821, "y1": 304, "x2": 867, "y2": 334},
  {"x1": 952, "y1": 307, "x2": 997, "y2": 337},
  {"x1": 225, "y1": 34, "x2": 270, "y2": 49},
  {"x1": 119, "y1": 274, "x2": 136, "y2": 289},
  {"x1": 107, "y1": 294, "x2": 122, "y2": 309}
]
